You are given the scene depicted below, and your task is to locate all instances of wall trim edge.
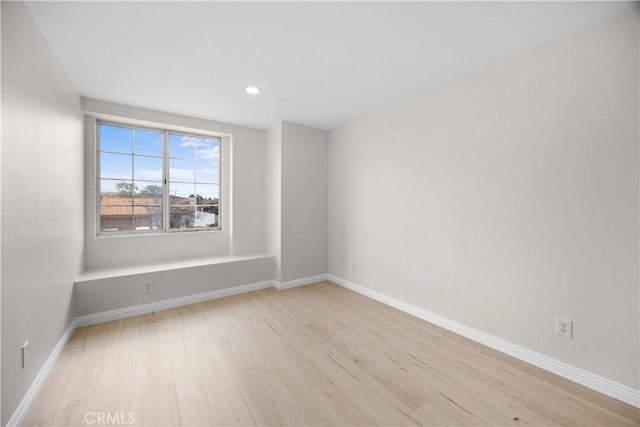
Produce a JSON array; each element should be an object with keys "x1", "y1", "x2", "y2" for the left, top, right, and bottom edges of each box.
[
  {"x1": 6, "y1": 320, "x2": 78, "y2": 427},
  {"x1": 327, "y1": 274, "x2": 640, "y2": 408},
  {"x1": 76, "y1": 280, "x2": 276, "y2": 327},
  {"x1": 275, "y1": 273, "x2": 328, "y2": 290}
]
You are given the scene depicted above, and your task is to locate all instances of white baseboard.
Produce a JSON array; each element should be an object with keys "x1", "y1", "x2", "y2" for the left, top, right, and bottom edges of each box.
[
  {"x1": 76, "y1": 274, "x2": 329, "y2": 327},
  {"x1": 76, "y1": 280, "x2": 275, "y2": 327},
  {"x1": 6, "y1": 320, "x2": 78, "y2": 427},
  {"x1": 275, "y1": 273, "x2": 328, "y2": 290},
  {"x1": 13, "y1": 272, "x2": 635, "y2": 427},
  {"x1": 8, "y1": 279, "x2": 278, "y2": 425},
  {"x1": 7, "y1": 274, "x2": 330, "y2": 425},
  {"x1": 327, "y1": 274, "x2": 640, "y2": 408}
]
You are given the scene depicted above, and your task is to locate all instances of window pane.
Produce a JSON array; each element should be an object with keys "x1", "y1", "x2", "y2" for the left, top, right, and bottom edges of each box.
[
  {"x1": 98, "y1": 124, "x2": 221, "y2": 234},
  {"x1": 196, "y1": 207, "x2": 218, "y2": 228},
  {"x1": 195, "y1": 184, "x2": 219, "y2": 202},
  {"x1": 133, "y1": 205, "x2": 163, "y2": 230},
  {"x1": 169, "y1": 182, "x2": 194, "y2": 205},
  {"x1": 195, "y1": 162, "x2": 219, "y2": 184},
  {"x1": 135, "y1": 181, "x2": 163, "y2": 229},
  {"x1": 101, "y1": 179, "x2": 136, "y2": 198},
  {"x1": 134, "y1": 129, "x2": 163, "y2": 156},
  {"x1": 100, "y1": 124, "x2": 132, "y2": 154},
  {"x1": 170, "y1": 206, "x2": 195, "y2": 230},
  {"x1": 100, "y1": 203, "x2": 133, "y2": 232},
  {"x1": 136, "y1": 182, "x2": 163, "y2": 204},
  {"x1": 169, "y1": 133, "x2": 195, "y2": 159},
  {"x1": 170, "y1": 158, "x2": 195, "y2": 183},
  {"x1": 100, "y1": 153, "x2": 132, "y2": 180},
  {"x1": 100, "y1": 179, "x2": 122, "y2": 195},
  {"x1": 195, "y1": 138, "x2": 220, "y2": 162},
  {"x1": 134, "y1": 155, "x2": 163, "y2": 182}
]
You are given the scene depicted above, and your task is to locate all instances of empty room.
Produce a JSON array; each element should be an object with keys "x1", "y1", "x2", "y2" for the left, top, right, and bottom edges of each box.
[{"x1": 1, "y1": 1, "x2": 639, "y2": 426}]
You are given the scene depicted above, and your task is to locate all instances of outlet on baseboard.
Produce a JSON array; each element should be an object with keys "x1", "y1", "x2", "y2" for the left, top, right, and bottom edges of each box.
[
  {"x1": 555, "y1": 317, "x2": 573, "y2": 339},
  {"x1": 143, "y1": 281, "x2": 153, "y2": 293}
]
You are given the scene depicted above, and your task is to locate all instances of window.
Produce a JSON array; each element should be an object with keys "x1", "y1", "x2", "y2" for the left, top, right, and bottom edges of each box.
[{"x1": 98, "y1": 122, "x2": 221, "y2": 234}]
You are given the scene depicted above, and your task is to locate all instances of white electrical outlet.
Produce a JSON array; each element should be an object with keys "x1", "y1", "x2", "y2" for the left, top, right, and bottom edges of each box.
[
  {"x1": 143, "y1": 281, "x2": 153, "y2": 293},
  {"x1": 555, "y1": 317, "x2": 573, "y2": 338},
  {"x1": 351, "y1": 263, "x2": 357, "y2": 272},
  {"x1": 21, "y1": 341, "x2": 29, "y2": 369}
]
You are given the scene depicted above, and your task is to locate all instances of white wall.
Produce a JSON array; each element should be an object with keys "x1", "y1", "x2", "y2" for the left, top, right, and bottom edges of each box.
[
  {"x1": 328, "y1": 9, "x2": 639, "y2": 390},
  {"x1": 281, "y1": 123, "x2": 328, "y2": 282},
  {"x1": 265, "y1": 123, "x2": 282, "y2": 281},
  {"x1": 0, "y1": 3, "x2": 3, "y2": 421},
  {"x1": 1, "y1": 2, "x2": 84, "y2": 424},
  {"x1": 74, "y1": 255, "x2": 274, "y2": 316},
  {"x1": 265, "y1": 122, "x2": 328, "y2": 283},
  {"x1": 82, "y1": 99, "x2": 266, "y2": 270}
]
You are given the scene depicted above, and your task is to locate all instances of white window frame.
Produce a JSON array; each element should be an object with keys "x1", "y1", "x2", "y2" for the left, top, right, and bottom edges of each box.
[{"x1": 96, "y1": 120, "x2": 223, "y2": 236}]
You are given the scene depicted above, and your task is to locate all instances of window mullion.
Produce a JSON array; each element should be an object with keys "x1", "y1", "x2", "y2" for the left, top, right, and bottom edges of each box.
[
  {"x1": 131, "y1": 130, "x2": 135, "y2": 229},
  {"x1": 96, "y1": 121, "x2": 102, "y2": 235},
  {"x1": 163, "y1": 130, "x2": 169, "y2": 232}
]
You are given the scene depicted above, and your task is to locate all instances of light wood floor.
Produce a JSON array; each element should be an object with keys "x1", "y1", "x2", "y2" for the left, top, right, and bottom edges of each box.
[{"x1": 24, "y1": 281, "x2": 638, "y2": 426}]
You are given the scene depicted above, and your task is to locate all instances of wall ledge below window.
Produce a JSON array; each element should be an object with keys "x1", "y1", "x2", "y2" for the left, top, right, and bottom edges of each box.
[{"x1": 76, "y1": 253, "x2": 272, "y2": 283}]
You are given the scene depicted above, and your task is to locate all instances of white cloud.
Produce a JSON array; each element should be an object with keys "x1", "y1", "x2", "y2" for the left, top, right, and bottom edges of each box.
[
  {"x1": 197, "y1": 145, "x2": 220, "y2": 161},
  {"x1": 135, "y1": 168, "x2": 163, "y2": 180},
  {"x1": 180, "y1": 136, "x2": 217, "y2": 148},
  {"x1": 170, "y1": 168, "x2": 195, "y2": 181},
  {"x1": 135, "y1": 167, "x2": 218, "y2": 182},
  {"x1": 179, "y1": 136, "x2": 220, "y2": 161},
  {"x1": 196, "y1": 168, "x2": 218, "y2": 182}
]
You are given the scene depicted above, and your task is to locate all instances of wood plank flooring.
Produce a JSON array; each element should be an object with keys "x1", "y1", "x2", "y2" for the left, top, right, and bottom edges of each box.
[{"x1": 23, "y1": 281, "x2": 639, "y2": 426}]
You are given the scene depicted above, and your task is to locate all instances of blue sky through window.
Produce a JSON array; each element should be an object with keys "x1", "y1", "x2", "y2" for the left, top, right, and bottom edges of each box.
[
  {"x1": 100, "y1": 124, "x2": 132, "y2": 153},
  {"x1": 100, "y1": 124, "x2": 220, "y2": 197},
  {"x1": 135, "y1": 130, "x2": 163, "y2": 156},
  {"x1": 99, "y1": 124, "x2": 221, "y2": 232}
]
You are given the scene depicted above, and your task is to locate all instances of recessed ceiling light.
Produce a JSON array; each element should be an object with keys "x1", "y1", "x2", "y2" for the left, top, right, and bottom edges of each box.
[{"x1": 246, "y1": 86, "x2": 260, "y2": 95}]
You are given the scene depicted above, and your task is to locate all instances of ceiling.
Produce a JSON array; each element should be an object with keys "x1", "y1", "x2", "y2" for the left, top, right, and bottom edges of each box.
[{"x1": 25, "y1": 1, "x2": 635, "y2": 131}]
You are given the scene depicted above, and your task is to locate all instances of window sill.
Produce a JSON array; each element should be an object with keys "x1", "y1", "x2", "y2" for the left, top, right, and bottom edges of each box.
[
  {"x1": 95, "y1": 228, "x2": 222, "y2": 238},
  {"x1": 76, "y1": 253, "x2": 272, "y2": 283}
]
